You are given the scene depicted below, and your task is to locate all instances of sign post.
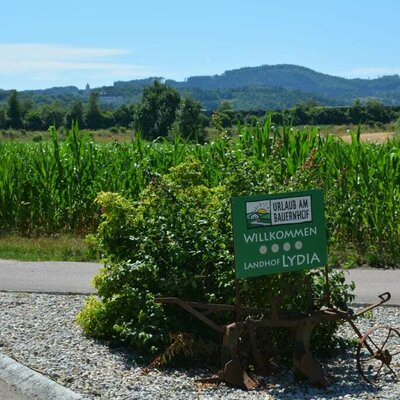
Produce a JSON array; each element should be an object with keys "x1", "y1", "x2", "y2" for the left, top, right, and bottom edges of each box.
[{"x1": 232, "y1": 189, "x2": 327, "y2": 279}]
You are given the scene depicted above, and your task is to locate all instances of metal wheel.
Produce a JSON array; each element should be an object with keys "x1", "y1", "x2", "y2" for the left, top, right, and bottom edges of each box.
[{"x1": 356, "y1": 326, "x2": 400, "y2": 384}]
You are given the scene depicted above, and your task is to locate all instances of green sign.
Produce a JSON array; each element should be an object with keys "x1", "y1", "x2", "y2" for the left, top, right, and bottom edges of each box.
[{"x1": 232, "y1": 190, "x2": 327, "y2": 279}]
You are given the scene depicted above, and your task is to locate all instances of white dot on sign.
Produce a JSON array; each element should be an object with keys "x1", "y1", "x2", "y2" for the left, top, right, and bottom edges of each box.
[
  {"x1": 271, "y1": 244, "x2": 279, "y2": 253},
  {"x1": 259, "y1": 245, "x2": 268, "y2": 255},
  {"x1": 295, "y1": 241, "x2": 303, "y2": 250},
  {"x1": 283, "y1": 242, "x2": 291, "y2": 251}
]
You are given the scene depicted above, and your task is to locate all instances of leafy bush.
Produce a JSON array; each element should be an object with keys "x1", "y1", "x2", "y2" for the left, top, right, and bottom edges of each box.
[
  {"x1": 78, "y1": 161, "x2": 234, "y2": 353},
  {"x1": 78, "y1": 158, "x2": 355, "y2": 362}
]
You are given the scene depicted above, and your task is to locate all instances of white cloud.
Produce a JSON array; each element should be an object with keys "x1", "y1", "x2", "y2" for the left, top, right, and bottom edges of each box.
[
  {"x1": 0, "y1": 43, "x2": 154, "y2": 88},
  {"x1": 0, "y1": 59, "x2": 149, "y2": 75},
  {"x1": 0, "y1": 44, "x2": 130, "y2": 61},
  {"x1": 340, "y1": 67, "x2": 400, "y2": 79}
]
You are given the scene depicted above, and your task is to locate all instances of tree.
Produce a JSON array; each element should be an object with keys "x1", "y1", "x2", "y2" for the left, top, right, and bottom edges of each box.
[
  {"x1": 218, "y1": 100, "x2": 233, "y2": 112},
  {"x1": 175, "y1": 96, "x2": 205, "y2": 140},
  {"x1": 134, "y1": 81, "x2": 180, "y2": 139},
  {"x1": 113, "y1": 104, "x2": 133, "y2": 127},
  {"x1": 348, "y1": 99, "x2": 364, "y2": 124},
  {"x1": 40, "y1": 103, "x2": 65, "y2": 128},
  {"x1": 101, "y1": 111, "x2": 115, "y2": 129},
  {"x1": 0, "y1": 108, "x2": 6, "y2": 129},
  {"x1": 85, "y1": 91, "x2": 103, "y2": 129},
  {"x1": 20, "y1": 98, "x2": 33, "y2": 118},
  {"x1": 24, "y1": 110, "x2": 44, "y2": 130},
  {"x1": 365, "y1": 99, "x2": 390, "y2": 124},
  {"x1": 6, "y1": 90, "x2": 23, "y2": 129},
  {"x1": 66, "y1": 101, "x2": 84, "y2": 128}
]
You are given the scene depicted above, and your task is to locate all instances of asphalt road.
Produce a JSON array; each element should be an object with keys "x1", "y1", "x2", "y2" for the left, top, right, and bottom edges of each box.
[
  {"x1": 0, "y1": 259, "x2": 398, "y2": 305},
  {"x1": 0, "y1": 260, "x2": 99, "y2": 294},
  {"x1": 341, "y1": 268, "x2": 399, "y2": 305}
]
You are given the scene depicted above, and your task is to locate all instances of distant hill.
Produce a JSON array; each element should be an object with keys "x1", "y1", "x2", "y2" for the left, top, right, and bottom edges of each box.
[
  {"x1": 1, "y1": 64, "x2": 400, "y2": 111},
  {"x1": 167, "y1": 64, "x2": 400, "y2": 108}
]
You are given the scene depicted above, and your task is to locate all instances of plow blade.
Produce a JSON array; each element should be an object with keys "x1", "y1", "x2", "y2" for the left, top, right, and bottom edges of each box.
[{"x1": 218, "y1": 356, "x2": 258, "y2": 390}]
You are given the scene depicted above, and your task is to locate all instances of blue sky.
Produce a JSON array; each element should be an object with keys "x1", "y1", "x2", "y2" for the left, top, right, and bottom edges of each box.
[{"x1": 1, "y1": 0, "x2": 400, "y2": 90}]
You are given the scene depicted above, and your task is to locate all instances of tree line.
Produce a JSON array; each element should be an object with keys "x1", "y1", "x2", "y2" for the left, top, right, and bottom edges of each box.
[
  {"x1": 0, "y1": 82, "x2": 207, "y2": 141},
  {"x1": 270, "y1": 100, "x2": 400, "y2": 126},
  {"x1": 212, "y1": 100, "x2": 400, "y2": 128},
  {"x1": 1, "y1": 82, "x2": 400, "y2": 140}
]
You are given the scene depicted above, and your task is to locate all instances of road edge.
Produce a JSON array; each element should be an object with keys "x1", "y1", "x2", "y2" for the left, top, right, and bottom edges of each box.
[{"x1": 0, "y1": 353, "x2": 87, "y2": 400}]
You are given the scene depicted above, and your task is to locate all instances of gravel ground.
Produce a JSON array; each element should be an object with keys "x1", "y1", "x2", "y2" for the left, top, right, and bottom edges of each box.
[{"x1": 0, "y1": 292, "x2": 399, "y2": 400}]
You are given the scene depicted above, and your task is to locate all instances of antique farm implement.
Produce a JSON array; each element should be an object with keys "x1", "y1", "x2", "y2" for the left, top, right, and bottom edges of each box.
[
  {"x1": 156, "y1": 286, "x2": 399, "y2": 389},
  {"x1": 156, "y1": 190, "x2": 399, "y2": 388}
]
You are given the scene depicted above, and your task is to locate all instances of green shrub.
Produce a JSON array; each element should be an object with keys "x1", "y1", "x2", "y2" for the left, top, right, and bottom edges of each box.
[{"x1": 78, "y1": 159, "x2": 355, "y2": 362}]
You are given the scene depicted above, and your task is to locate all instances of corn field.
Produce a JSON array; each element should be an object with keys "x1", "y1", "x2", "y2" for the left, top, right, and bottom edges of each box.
[{"x1": 1, "y1": 123, "x2": 399, "y2": 263}]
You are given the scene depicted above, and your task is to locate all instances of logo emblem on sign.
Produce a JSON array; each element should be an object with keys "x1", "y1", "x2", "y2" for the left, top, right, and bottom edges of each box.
[
  {"x1": 246, "y1": 200, "x2": 271, "y2": 228},
  {"x1": 246, "y1": 195, "x2": 312, "y2": 229}
]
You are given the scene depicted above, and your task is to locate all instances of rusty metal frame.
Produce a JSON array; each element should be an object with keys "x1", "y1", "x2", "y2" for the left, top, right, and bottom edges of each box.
[{"x1": 155, "y1": 286, "x2": 396, "y2": 389}]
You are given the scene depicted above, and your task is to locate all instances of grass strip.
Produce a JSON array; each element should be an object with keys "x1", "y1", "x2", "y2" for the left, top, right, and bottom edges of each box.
[{"x1": 0, "y1": 235, "x2": 96, "y2": 262}]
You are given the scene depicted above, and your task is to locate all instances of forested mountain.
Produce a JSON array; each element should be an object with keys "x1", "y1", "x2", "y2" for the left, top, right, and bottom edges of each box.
[
  {"x1": 170, "y1": 64, "x2": 400, "y2": 107},
  {"x1": 1, "y1": 64, "x2": 400, "y2": 111}
]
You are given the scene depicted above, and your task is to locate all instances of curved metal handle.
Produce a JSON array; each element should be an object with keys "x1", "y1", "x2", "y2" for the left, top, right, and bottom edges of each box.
[
  {"x1": 378, "y1": 292, "x2": 391, "y2": 303},
  {"x1": 355, "y1": 291, "x2": 392, "y2": 317}
]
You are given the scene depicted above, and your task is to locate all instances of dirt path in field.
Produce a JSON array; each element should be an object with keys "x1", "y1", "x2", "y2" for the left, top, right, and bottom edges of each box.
[{"x1": 340, "y1": 132, "x2": 394, "y2": 143}]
